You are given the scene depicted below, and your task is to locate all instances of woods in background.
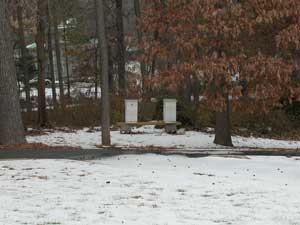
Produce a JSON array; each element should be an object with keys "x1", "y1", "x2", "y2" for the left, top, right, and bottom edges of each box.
[{"x1": 0, "y1": 0, "x2": 300, "y2": 146}]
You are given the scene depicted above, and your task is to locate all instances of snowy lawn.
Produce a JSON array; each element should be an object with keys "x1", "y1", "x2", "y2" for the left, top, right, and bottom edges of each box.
[
  {"x1": 27, "y1": 126, "x2": 300, "y2": 150},
  {"x1": 0, "y1": 155, "x2": 300, "y2": 225}
]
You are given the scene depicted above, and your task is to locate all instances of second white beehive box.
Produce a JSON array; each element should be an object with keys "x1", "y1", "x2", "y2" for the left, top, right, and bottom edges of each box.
[
  {"x1": 125, "y1": 99, "x2": 138, "y2": 123},
  {"x1": 163, "y1": 99, "x2": 177, "y2": 123}
]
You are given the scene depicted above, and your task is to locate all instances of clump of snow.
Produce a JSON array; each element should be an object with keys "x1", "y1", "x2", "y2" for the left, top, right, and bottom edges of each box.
[
  {"x1": 27, "y1": 126, "x2": 300, "y2": 150},
  {"x1": 0, "y1": 155, "x2": 299, "y2": 224}
]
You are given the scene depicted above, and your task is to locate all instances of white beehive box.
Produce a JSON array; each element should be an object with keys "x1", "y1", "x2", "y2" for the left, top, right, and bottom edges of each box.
[
  {"x1": 125, "y1": 99, "x2": 138, "y2": 123},
  {"x1": 163, "y1": 99, "x2": 177, "y2": 123}
]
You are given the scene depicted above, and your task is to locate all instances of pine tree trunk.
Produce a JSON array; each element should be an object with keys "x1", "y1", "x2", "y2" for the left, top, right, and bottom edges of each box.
[
  {"x1": 94, "y1": 0, "x2": 99, "y2": 99},
  {"x1": 17, "y1": 3, "x2": 31, "y2": 113},
  {"x1": 0, "y1": 0, "x2": 26, "y2": 144},
  {"x1": 63, "y1": 20, "x2": 71, "y2": 98},
  {"x1": 94, "y1": 43, "x2": 99, "y2": 99},
  {"x1": 151, "y1": 30, "x2": 159, "y2": 76},
  {"x1": 116, "y1": 0, "x2": 126, "y2": 96},
  {"x1": 134, "y1": 0, "x2": 147, "y2": 76},
  {"x1": 47, "y1": 0, "x2": 58, "y2": 109},
  {"x1": 36, "y1": 0, "x2": 48, "y2": 127},
  {"x1": 214, "y1": 95, "x2": 233, "y2": 146},
  {"x1": 52, "y1": 3, "x2": 65, "y2": 109},
  {"x1": 108, "y1": 45, "x2": 115, "y2": 93},
  {"x1": 134, "y1": 0, "x2": 148, "y2": 100},
  {"x1": 96, "y1": 0, "x2": 111, "y2": 145}
]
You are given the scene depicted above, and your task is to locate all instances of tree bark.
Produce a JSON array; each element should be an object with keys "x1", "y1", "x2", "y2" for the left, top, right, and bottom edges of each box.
[
  {"x1": 149, "y1": 29, "x2": 159, "y2": 76},
  {"x1": 52, "y1": 2, "x2": 65, "y2": 109},
  {"x1": 94, "y1": 42, "x2": 99, "y2": 99},
  {"x1": 0, "y1": 0, "x2": 26, "y2": 144},
  {"x1": 47, "y1": 0, "x2": 58, "y2": 109},
  {"x1": 108, "y1": 45, "x2": 115, "y2": 93},
  {"x1": 214, "y1": 95, "x2": 233, "y2": 146},
  {"x1": 134, "y1": 0, "x2": 147, "y2": 76},
  {"x1": 36, "y1": 0, "x2": 48, "y2": 127},
  {"x1": 116, "y1": 0, "x2": 126, "y2": 96},
  {"x1": 134, "y1": 0, "x2": 148, "y2": 99},
  {"x1": 96, "y1": 0, "x2": 111, "y2": 145},
  {"x1": 63, "y1": 19, "x2": 71, "y2": 98},
  {"x1": 17, "y1": 3, "x2": 31, "y2": 113},
  {"x1": 94, "y1": 0, "x2": 99, "y2": 99}
]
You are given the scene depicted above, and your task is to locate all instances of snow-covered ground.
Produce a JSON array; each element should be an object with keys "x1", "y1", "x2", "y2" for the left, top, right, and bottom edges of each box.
[
  {"x1": 27, "y1": 126, "x2": 300, "y2": 150},
  {"x1": 0, "y1": 155, "x2": 300, "y2": 225}
]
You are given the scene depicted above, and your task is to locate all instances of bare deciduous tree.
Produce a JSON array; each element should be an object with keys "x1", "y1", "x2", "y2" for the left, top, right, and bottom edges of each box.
[
  {"x1": 36, "y1": 0, "x2": 48, "y2": 127},
  {"x1": 96, "y1": 0, "x2": 111, "y2": 145}
]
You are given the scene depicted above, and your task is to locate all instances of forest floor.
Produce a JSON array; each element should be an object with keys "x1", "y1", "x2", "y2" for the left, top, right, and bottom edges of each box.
[{"x1": 0, "y1": 154, "x2": 299, "y2": 225}]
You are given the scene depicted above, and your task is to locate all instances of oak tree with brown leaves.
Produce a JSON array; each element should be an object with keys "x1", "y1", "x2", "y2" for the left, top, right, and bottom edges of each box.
[{"x1": 141, "y1": 0, "x2": 300, "y2": 146}]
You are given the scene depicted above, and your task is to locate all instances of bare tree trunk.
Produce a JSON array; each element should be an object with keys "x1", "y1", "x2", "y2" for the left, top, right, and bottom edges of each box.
[
  {"x1": 214, "y1": 95, "x2": 233, "y2": 146},
  {"x1": 134, "y1": 0, "x2": 147, "y2": 76},
  {"x1": 134, "y1": 0, "x2": 148, "y2": 104},
  {"x1": 63, "y1": 20, "x2": 71, "y2": 98},
  {"x1": 150, "y1": 29, "x2": 159, "y2": 76},
  {"x1": 47, "y1": 0, "x2": 58, "y2": 109},
  {"x1": 94, "y1": 0, "x2": 99, "y2": 99},
  {"x1": 52, "y1": 2, "x2": 65, "y2": 109},
  {"x1": 36, "y1": 0, "x2": 48, "y2": 127},
  {"x1": 0, "y1": 0, "x2": 26, "y2": 144},
  {"x1": 108, "y1": 45, "x2": 114, "y2": 93},
  {"x1": 116, "y1": 0, "x2": 126, "y2": 96},
  {"x1": 96, "y1": 0, "x2": 111, "y2": 146},
  {"x1": 17, "y1": 3, "x2": 31, "y2": 113},
  {"x1": 94, "y1": 43, "x2": 99, "y2": 99},
  {"x1": 186, "y1": 75, "x2": 193, "y2": 103}
]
